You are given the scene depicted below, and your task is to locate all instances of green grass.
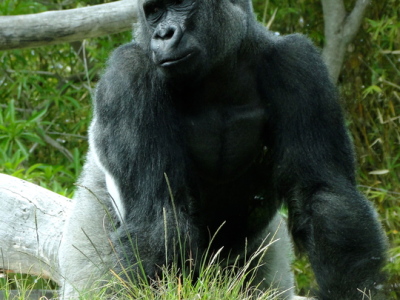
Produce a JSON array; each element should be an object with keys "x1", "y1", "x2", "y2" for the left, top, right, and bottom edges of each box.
[{"x1": 0, "y1": 238, "x2": 290, "y2": 300}]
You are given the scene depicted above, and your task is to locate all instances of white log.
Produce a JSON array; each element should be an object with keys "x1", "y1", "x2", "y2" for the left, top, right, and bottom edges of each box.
[
  {"x1": 0, "y1": 0, "x2": 138, "y2": 50},
  {"x1": 0, "y1": 173, "x2": 71, "y2": 284}
]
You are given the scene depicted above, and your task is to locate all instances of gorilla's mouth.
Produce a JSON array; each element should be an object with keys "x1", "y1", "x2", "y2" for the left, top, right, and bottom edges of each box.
[{"x1": 160, "y1": 52, "x2": 193, "y2": 67}]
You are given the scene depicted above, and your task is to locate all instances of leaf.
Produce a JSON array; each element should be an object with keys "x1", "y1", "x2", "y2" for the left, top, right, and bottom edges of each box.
[
  {"x1": 369, "y1": 170, "x2": 389, "y2": 175},
  {"x1": 362, "y1": 85, "x2": 382, "y2": 98},
  {"x1": 27, "y1": 109, "x2": 47, "y2": 123}
]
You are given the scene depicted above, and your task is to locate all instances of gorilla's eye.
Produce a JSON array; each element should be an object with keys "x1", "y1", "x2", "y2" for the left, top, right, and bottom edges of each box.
[
  {"x1": 149, "y1": 5, "x2": 159, "y2": 14},
  {"x1": 144, "y1": 3, "x2": 162, "y2": 18}
]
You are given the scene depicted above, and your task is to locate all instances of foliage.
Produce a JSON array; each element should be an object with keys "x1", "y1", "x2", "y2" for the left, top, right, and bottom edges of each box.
[
  {"x1": 0, "y1": 0, "x2": 399, "y2": 298},
  {"x1": 341, "y1": 1, "x2": 400, "y2": 297},
  {"x1": 0, "y1": 0, "x2": 131, "y2": 197}
]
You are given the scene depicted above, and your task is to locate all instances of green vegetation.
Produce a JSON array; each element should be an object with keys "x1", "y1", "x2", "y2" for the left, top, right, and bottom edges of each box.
[
  {"x1": 1, "y1": 242, "x2": 292, "y2": 300},
  {"x1": 1, "y1": 0, "x2": 399, "y2": 298}
]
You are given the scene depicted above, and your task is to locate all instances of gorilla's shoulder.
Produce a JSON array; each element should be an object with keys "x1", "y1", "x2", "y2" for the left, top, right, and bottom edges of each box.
[
  {"x1": 105, "y1": 42, "x2": 152, "y2": 74},
  {"x1": 274, "y1": 33, "x2": 317, "y2": 51},
  {"x1": 263, "y1": 33, "x2": 330, "y2": 81},
  {"x1": 270, "y1": 33, "x2": 322, "y2": 65},
  {"x1": 109, "y1": 42, "x2": 145, "y2": 59},
  {"x1": 108, "y1": 42, "x2": 148, "y2": 67}
]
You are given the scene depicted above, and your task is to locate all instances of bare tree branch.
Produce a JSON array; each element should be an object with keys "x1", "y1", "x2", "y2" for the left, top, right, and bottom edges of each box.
[
  {"x1": 345, "y1": 0, "x2": 373, "y2": 42},
  {"x1": 321, "y1": 0, "x2": 371, "y2": 83},
  {"x1": 41, "y1": 132, "x2": 74, "y2": 162},
  {"x1": 0, "y1": 0, "x2": 138, "y2": 50}
]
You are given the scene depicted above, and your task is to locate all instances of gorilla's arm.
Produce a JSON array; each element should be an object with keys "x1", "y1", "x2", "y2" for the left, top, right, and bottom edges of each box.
[
  {"x1": 91, "y1": 43, "x2": 200, "y2": 277},
  {"x1": 263, "y1": 34, "x2": 387, "y2": 299}
]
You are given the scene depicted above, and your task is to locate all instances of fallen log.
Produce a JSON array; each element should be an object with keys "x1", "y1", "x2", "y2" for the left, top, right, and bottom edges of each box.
[{"x1": 0, "y1": 173, "x2": 71, "y2": 284}]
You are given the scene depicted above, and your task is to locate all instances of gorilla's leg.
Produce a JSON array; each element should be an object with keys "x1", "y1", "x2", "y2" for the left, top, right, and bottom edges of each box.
[
  {"x1": 251, "y1": 213, "x2": 294, "y2": 299},
  {"x1": 58, "y1": 152, "x2": 115, "y2": 299}
]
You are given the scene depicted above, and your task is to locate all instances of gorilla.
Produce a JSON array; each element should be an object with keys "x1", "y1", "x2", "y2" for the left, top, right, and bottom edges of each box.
[{"x1": 59, "y1": 0, "x2": 388, "y2": 299}]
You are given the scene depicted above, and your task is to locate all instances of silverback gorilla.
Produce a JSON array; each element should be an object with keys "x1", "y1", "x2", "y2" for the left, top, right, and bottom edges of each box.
[{"x1": 59, "y1": 0, "x2": 388, "y2": 299}]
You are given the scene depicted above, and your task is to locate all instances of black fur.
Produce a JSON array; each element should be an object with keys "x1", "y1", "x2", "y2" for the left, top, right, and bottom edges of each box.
[{"x1": 84, "y1": 0, "x2": 387, "y2": 299}]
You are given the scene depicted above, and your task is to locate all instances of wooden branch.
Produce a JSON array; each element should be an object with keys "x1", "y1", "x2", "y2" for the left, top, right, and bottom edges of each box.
[
  {"x1": 321, "y1": 0, "x2": 371, "y2": 83},
  {"x1": 41, "y1": 133, "x2": 74, "y2": 162},
  {"x1": 345, "y1": 0, "x2": 372, "y2": 42},
  {"x1": 0, "y1": 0, "x2": 138, "y2": 50},
  {"x1": 0, "y1": 173, "x2": 71, "y2": 284}
]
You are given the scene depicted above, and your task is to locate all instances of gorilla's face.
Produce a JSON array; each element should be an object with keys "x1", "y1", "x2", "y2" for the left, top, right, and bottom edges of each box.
[
  {"x1": 139, "y1": 0, "x2": 249, "y2": 79},
  {"x1": 144, "y1": 0, "x2": 201, "y2": 76}
]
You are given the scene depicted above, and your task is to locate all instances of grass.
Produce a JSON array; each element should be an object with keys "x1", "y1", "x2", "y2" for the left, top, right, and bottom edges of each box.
[{"x1": 0, "y1": 234, "x2": 291, "y2": 300}]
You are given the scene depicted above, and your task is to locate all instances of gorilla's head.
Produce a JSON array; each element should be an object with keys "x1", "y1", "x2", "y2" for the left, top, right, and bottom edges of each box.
[{"x1": 135, "y1": 0, "x2": 254, "y2": 79}]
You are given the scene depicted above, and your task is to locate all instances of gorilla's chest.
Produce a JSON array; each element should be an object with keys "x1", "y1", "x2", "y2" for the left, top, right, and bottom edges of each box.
[{"x1": 183, "y1": 102, "x2": 266, "y2": 181}]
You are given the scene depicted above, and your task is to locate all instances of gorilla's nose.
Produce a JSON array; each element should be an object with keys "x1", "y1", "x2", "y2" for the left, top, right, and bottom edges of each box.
[{"x1": 151, "y1": 24, "x2": 183, "y2": 53}]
